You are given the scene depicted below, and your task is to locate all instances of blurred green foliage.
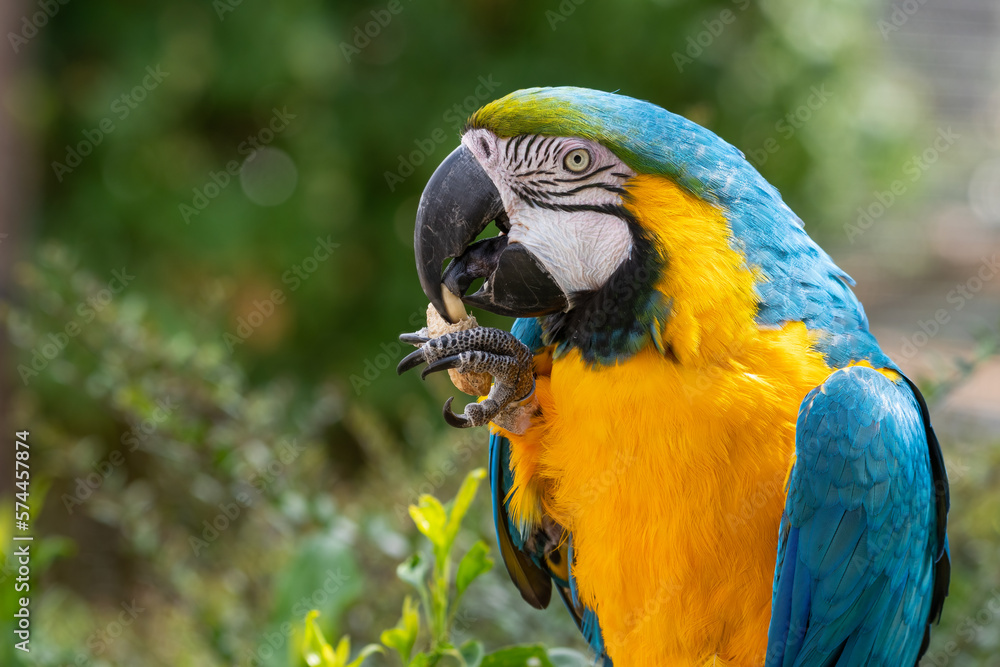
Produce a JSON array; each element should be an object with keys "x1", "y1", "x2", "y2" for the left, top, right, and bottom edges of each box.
[
  {"x1": 299, "y1": 469, "x2": 591, "y2": 667},
  {"x1": 2, "y1": 0, "x2": 998, "y2": 665},
  {"x1": 3, "y1": 248, "x2": 588, "y2": 665}
]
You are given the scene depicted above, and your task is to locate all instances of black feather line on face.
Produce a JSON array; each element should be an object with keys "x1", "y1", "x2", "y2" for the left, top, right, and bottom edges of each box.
[
  {"x1": 540, "y1": 208, "x2": 670, "y2": 365},
  {"x1": 523, "y1": 134, "x2": 540, "y2": 158},
  {"x1": 510, "y1": 135, "x2": 527, "y2": 167},
  {"x1": 553, "y1": 164, "x2": 614, "y2": 183},
  {"x1": 549, "y1": 182, "x2": 627, "y2": 197}
]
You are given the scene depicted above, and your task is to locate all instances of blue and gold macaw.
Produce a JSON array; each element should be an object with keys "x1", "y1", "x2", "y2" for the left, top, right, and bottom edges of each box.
[{"x1": 398, "y1": 87, "x2": 949, "y2": 666}]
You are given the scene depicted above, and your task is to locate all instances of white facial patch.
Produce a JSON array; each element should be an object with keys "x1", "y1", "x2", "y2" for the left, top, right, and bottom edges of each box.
[
  {"x1": 506, "y1": 204, "x2": 632, "y2": 295},
  {"x1": 462, "y1": 129, "x2": 636, "y2": 302}
]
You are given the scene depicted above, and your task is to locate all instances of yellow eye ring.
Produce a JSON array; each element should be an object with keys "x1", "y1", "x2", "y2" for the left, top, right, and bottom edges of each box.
[{"x1": 564, "y1": 148, "x2": 591, "y2": 173}]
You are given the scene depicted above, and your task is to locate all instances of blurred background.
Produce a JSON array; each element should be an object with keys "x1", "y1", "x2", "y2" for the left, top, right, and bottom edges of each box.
[{"x1": 1, "y1": 0, "x2": 999, "y2": 665}]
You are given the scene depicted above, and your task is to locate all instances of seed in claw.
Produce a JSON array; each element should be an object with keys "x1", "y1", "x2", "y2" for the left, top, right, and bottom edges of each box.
[{"x1": 427, "y1": 292, "x2": 492, "y2": 396}]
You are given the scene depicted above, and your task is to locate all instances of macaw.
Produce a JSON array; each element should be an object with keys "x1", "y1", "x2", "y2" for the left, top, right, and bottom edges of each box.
[{"x1": 397, "y1": 87, "x2": 949, "y2": 667}]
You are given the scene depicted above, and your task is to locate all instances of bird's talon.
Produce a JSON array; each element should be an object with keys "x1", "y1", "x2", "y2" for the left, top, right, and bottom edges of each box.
[
  {"x1": 421, "y1": 354, "x2": 462, "y2": 380},
  {"x1": 397, "y1": 348, "x2": 427, "y2": 375},
  {"x1": 399, "y1": 332, "x2": 431, "y2": 346},
  {"x1": 442, "y1": 396, "x2": 472, "y2": 428}
]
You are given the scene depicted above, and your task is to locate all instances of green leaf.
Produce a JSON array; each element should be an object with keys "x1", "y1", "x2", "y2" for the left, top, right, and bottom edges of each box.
[
  {"x1": 397, "y1": 553, "x2": 430, "y2": 592},
  {"x1": 443, "y1": 468, "x2": 486, "y2": 553},
  {"x1": 345, "y1": 644, "x2": 384, "y2": 667},
  {"x1": 301, "y1": 611, "x2": 382, "y2": 667},
  {"x1": 380, "y1": 596, "x2": 420, "y2": 665},
  {"x1": 455, "y1": 541, "x2": 494, "y2": 599},
  {"x1": 301, "y1": 610, "x2": 338, "y2": 666},
  {"x1": 335, "y1": 636, "x2": 351, "y2": 664},
  {"x1": 408, "y1": 654, "x2": 432, "y2": 667},
  {"x1": 481, "y1": 645, "x2": 556, "y2": 667},
  {"x1": 409, "y1": 494, "x2": 448, "y2": 549},
  {"x1": 458, "y1": 640, "x2": 484, "y2": 667}
]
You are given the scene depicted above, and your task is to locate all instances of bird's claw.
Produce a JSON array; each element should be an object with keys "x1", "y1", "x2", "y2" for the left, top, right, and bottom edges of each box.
[
  {"x1": 397, "y1": 347, "x2": 429, "y2": 375},
  {"x1": 399, "y1": 332, "x2": 430, "y2": 346},
  {"x1": 442, "y1": 397, "x2": 469, "y2": 428},
  {"x1": 397, "y1": 326, "x2": 536, "y2": 429},
  {"x1": 421, "y1": 354, "x2": 462, "y2": 380}
]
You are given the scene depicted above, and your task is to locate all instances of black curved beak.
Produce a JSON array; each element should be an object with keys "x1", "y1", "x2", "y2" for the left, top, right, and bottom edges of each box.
[{"x1": 414, "y1": 144, "x2": 568, "y2": 322}]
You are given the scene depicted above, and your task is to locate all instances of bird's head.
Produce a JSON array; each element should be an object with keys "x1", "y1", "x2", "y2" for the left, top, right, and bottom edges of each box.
[{"x1": 415, "y1": 87, "x2": 878, "y2": 368}]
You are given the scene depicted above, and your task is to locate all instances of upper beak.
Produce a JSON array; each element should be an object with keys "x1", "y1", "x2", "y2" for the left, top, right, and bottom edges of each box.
[{"x1": 414, "y1": 144, "x2": 568, "y2": 323}]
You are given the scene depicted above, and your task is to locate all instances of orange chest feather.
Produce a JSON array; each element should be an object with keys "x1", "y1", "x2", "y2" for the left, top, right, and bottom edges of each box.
[{"x1": 503, "y1": 323, "x2": 835, "y2": 666}]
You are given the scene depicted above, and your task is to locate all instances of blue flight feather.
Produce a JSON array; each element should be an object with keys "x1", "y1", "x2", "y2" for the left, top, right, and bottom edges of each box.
[{"x1": 766, "y1": 366, "x2": 943, "y2": 666}]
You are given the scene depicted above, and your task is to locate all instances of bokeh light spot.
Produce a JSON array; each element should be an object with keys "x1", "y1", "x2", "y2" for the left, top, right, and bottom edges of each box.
[{"x1": 240, "y1": 147, "x2": 298, "y2": 206}]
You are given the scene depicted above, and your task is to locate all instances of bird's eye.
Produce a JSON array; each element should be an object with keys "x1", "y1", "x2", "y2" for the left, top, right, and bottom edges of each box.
[{"x1": 563, "y1": 148, "x2": 591, "y2": 173}]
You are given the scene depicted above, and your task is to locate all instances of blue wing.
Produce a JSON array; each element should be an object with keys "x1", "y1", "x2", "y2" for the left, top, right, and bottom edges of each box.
[
  {"x1": 489, "y1": 318, "x2": 611, "y2": 664},
  {"x1": 766, "y1": 366, "x2": 950, "y2": 666}
]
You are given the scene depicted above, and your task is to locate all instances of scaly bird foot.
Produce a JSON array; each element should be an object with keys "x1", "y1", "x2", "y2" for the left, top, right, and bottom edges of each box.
[{"x1": 396, "y1": 327, "x2": 535, "y2": 429}]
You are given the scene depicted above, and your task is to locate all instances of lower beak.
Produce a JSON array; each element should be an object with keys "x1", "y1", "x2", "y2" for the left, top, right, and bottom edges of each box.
[{"x1": 414, "y1": 145, "x2": 568, "y2": 322}]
